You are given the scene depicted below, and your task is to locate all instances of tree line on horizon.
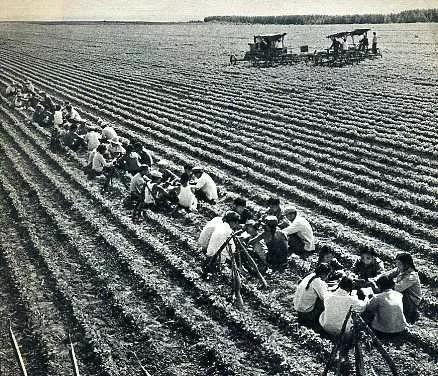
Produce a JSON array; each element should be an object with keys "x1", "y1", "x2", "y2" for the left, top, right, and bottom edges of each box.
[{"x1": 204, "y1": 8, "x2": 437, "y2": 25}]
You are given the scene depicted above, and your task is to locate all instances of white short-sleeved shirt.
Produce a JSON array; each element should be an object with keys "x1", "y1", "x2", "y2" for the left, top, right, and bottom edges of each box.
[
  {"x1": 101, "y1": 126, "x2": 118, "y2": 141},
  {"x1": 195, "y1": 172, "x2": 218, "y2": 201},
  {"x1": 294, "y1": 273, "x2": 328, "y2": 313},
  {"x1": 178, "y1": 185, "x2": 197, "y2": 210},
  {"x1": 319, "y1": 289, "x2": 367, "y2": 335},
  {"x1": 207, "y1": 222, "x2": 235, "y2": 261},
  {"x1": 84, "y1": 131, "x2": 101, "y2": 151},
  {"x1": 69, "y1": 108, "x2": 82, "y2": 122},
  {"x1": 92, "y1": 152, "x2": 110, "y2": 172},
  {"x1": 198, "y1": 216, "x2": 223, "y2": 250},
  {"x1": 282, "y1": 215, "x2": 315, "y2": 251},
  {"x1": 53, "y1": 110, "x2": 63, "y2": 126}
]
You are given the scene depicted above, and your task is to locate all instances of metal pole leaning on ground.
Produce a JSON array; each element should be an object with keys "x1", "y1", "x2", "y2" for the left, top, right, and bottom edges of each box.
[
  {"x1": 322, "y1": 306, "x2": 353, "y2": 376},
  {"x1": 229, "y1": 242, "x2": 244, "y2": 309},
  {"x1": 69, "y1": 334, "x2": 80, "y2": 376},
  {"x1": 232, "y1": 234, "x2": 268, "y2": 289},
  {"x1": 132, "y1": 351, "x2": 153, "y2": 376},
  {"x1": 9, "y1": 321, "x2": 28, "y2": 376}
]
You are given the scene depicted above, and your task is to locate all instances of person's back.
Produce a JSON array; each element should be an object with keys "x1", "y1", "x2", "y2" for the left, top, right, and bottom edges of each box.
[
  {"x1": 102, "y1": 125, "x2": 117, "y2": 141},
  {"x1": 207, "y1": 221, "x2": 235, "y2": 262},
  {"x1": 130, "y1": 172, "x2": 145, "y2": 195},
  {"x1": 294, "y1": 273, "x2": 327, "y2": 313},
  {"x1": 125, "y1": 151, "x2": 142, "y2": 173},
  {"x1": 265, "y1": 229, "x2": 288, "y2": 266},
  {"x1": 366, "y1": 290, "x2": 406, "y2": 334},
  {"x1": 319, "y1": 277, "x2": 366, "y2": 336},
  {"x1": 84, "y1": 130, "x2": 101, "y2": 151},
  {"x1": 178, "y1": 184, "x2": 197, "y2": 210},
  {"x1": 194, "y1": 170, "x2": 218, "y2": 201},
  {"x1": 198, "y1": 216, "x2": 223, "y2": 250}
]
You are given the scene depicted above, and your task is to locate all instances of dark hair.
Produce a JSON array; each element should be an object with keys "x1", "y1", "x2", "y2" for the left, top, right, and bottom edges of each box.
[
  {"x1": 96, "y1": 144, "x2": 107, "y2": 154},
  {"x1": 223, "y1": 211, "x2": 240, "y2": 224},
  {"x1": 267, "y1": 197, "x2": 280, "y2": 206},
  {"x1": 70, "y1": 123, "x2": 78, "y2": 132},
  {"x1": 234, "y1": 197, "x2": 246, "y2": 207},
  {"x1": 66, "y1": 104, "x2": 72, "y2": 111},
  {"x1": 184, "y1": 163, "x2": 194, "y2": 171},
  {"x1": 338, "y1": 276, "x2": 354, "y2": 292},
  {"x1": 317, "y1": 245, "x2": 334, "y2": 263},
  {"x1": 133, "y1": 142, "x2": 142, "y2": 150},
  {"x1": 396, "y1": 252, "x2": 416, "y2": 271},
  {"x1": 125, "y1": 144, "x2": 134, "y2": 153},
  {"x1": 55, "y1": 104, "x2": 61, "y2": 111},
  {"x1": 376, "y1": 276, "x2": 395, "y2": 291},
  {"x1": 305, "y1": 263, "x2": 330, "y2": 290},
  {"x1": 180, "y1": 172, "x2": 190, "y2": 185},
  {"x1": 359, "y1": 245, "x2": 377, "y2": 257}
]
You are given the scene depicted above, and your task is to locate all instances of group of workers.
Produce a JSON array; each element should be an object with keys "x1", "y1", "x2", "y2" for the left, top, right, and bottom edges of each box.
[
  {"x1": 4, "y1": 78, "x2": 422, "y2": 346},
  {"x1": 329, "y1": 31, "x2": 378, "y2": 56}
]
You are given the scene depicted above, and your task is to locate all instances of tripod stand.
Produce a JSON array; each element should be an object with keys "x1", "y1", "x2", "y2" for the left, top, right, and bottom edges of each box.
[
  {"x1": 323, "y1": 308, "x2": 398, "y2": 376},
  {"x1": 202, "y1": 231, "x2": 268, "y2": 309}
]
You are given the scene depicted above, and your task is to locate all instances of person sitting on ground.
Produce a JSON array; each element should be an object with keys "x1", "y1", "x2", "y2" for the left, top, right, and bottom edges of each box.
[
  {"x1": 62, "y1": 123, "x2": 83, "y2": 151},
  {"x1": 352, "y1": 246, "x2": 384, "y2": 288},
  {"x1": 372, "y1": 32, "x2": 378, "y2": 54},
  {"x1": 319, "y1": 276, "x2": 367, "y2": 338},
  {"x1": 132, "y1": 170, "x2": 168, "y2": 221},
  {"x1": 170, "y1": 172, "x2": 198, "y2": 212},
  {"x1": 27, "y1": 92, "x2": 40, "y2": 111},
  {"x1": 5, "y1": 81, "x2": 17, "y2": 96},
  {"x1": 108, "y1": 139, "x2": 126, "y2": 159},
  {"x1": 53, "y1": 104, "x2": 64, "y2": 127},
  {"x1": 133, "y1": 141, "x2": 154, "y2": 167},
  {"x1": 101, "y1": 122, "x2": 118, "y2": 141},
  {"x1": 262, "y1": 197, "x2": 288, "y2": 228},
  {"x1": 341, "y1": 37, "x2": 348, "y2": 53},
  {"x1": 317, "y1": 245, "x2": 345, "y2": 282},
  {"x1": 157, "y1": 159, "x2": 178, "y2": 187},
  {"x1": 282, "y1": 205, "x2": 315, "y2": 255},
  {"x1": 129, "y1": 165, "x2": 148, "y2": 207},
  {"x1": 83, "y1": 125, "x2": 101, "y2": 151},
  {"x1": 65, "y1": 104, "x2": 84, "y2": 124},
  {"x1": 40, "y1": 92, "x2": 56, "y2": 113},
  {"x1": 232, "y1": 197, "x2": 253, "y2": 225},
  {"x1": 12, "y1": 89, "x2": 26, "y2": 109},
  {"x1": 376, "y1": 252, "x2": 421, "y2": 324},
  {"x1": 23, "y1": 79, "x2": 35, "y2": 94},
  {"x1": 122, "y1": 144, "x2": 143, "y2": 174},
  {"x1": 92, "y1": 144, "x2": 116, "y2": 191},
  {"x1": 241, "y1": 219, "x2": 267, "y2": 272},
  {"x1": 192, "y1": 166, "x2": 218, "y2": 203},
  {"x1": 206, "y1": 211, "x2": 241, "y2": 266},
  {"x1": 249, "y1": 216, "x2": 288, "y2": 271},
  {"x1": 364, "y1": 275, "x2": 407, "y2": 337},
  {"x1": 294, "y1": 263, "x2": 330, "y2": 328},
  {"x1": 198, "y1": 215, "x2": 225, "y2": 253},
  {"x1": 31, "y1": 104, "x2": 45, "y2": 127}
]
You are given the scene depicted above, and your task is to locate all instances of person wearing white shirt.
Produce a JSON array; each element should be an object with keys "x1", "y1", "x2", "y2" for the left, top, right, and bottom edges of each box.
[
  {"x1": 206, "y1": 211, "x2": 240, "y2": 263},
  {"x1": 342, "y1": 37, "x2": 348, "y2": 52},
  {"x1": 66, "y1": 104, "x2": 83, "y2": 123},
  {"x1": 53, "y1": 105, "x2": 64, "y2": 126},
  {"x1": 282, "y1": 206, "x2": 315, "y2": 253},
  {"x1": 92, "y1": 145, "x2": 113, "y2": 173},
  {"x1": 319, "y1": 276, "x2": 367, "y2": 337},
  {"x1": 372, "y1": 32, "x2": 378, "y2": 54},
  {"x1": 101, "y1": 124, "x2": 118, "y2": 141},
  {"x1": 198, "y1": 216, "x2": 223, "y2": 251},
  {"x1": 84, "y1": 129, "x2": 101, "y2": 151},
  {"x1": 192, "y1": 166, "x2": 218, "y2": 202},
  {"x1": 294, "y1": 263, "x2": 330, "y2": 327}
]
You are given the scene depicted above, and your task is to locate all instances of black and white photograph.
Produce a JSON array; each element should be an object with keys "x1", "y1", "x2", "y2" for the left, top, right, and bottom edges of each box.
[{"x1": 0, "y1": 1, "x2": 437, "y2": 375}]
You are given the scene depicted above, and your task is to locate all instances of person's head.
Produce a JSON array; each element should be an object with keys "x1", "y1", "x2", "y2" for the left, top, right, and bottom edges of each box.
[
  {"x1": 184, "y1": 163, "x2": 194, "y2": 175},
  {"x1": 180, "y1": 172, "x2": 190, "y2": 186},
  {"x1": 373, "y1": 32, "x2": 376, "y2": 35},
  {"x1": 395, "y1": 252, "x2": 416, "y2": 272},
  {"x1": 359, "y1": 246, "x2": 377, "y2": 265},
  {"x1": 338, "y1": 276, "x2": 354, "y2": 293},
  {"x1": 318, "y1": 245, "x2": 334, "y2": 264},
  {"x1": 244, "y1": 219, "x2": 258, "y2": 236},
  {"x1": 283, "y1": 205, "x2": 298, "y2": 222},
  {"x1": 222, "y1": 211, "x2": 240, "y2": 230},
  {"x1": 125, "y1": 144, "x2": 134, "y2": 154},
  {"x1": 233, "y1": 197, "x2": 246, "y2": 214},
  {"x1": 139, "y1": 165, "x2": 149, "y2": 176},
  {"x1": 36, "y1": 104, "x2": 44, "y2": 113},
  {"x1": 55, "y1": 104, "x2": 61, "y2": 111},
  {"x1": 96, "y1": 144, "x2": 107, "y2": 154},
  {"x1": 69, "y1": 123, "x2": 78, "y2": 133},
  {"x1": 40, "y1": 91, "x2": 47, "y2": 97},
  {"x1": 133, "y1": 141, "x2": 142, "y2": 151},
  {"x1": 376, "y1": 275, "x2": 395, "y2": 291},
  {"x1": 157, "y1": 159, "x2": 169, "y2": 171},
  {"x1": 267, "y1": 197, "x2": 280, "y2": 212},
  {"x1": 66, "y1": 104, "x2": 72, "y2": 112},
  {"x1": 192, "y1": 166, "x2": 204, "y2": 178},
  {"x1": 306, "y1": 263, "x2": 330, "y2": 289},
  {"x1": 150, "y1": 170, "x2": 163, "y2": 181},
  {"x1": 263, "y1": 215, "x2": 278, "y2": 232}
]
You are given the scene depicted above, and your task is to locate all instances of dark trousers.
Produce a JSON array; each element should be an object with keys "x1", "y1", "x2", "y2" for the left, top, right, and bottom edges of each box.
[
  {"x1": 288, "y1": 233, "x2": 306, "y2": 256},
  {"x1": 297, "y1": 298, "x2": 324, "y2": 330},
  {"x1": 372, "y1": 43, "x2": 377, "y2": 54}
]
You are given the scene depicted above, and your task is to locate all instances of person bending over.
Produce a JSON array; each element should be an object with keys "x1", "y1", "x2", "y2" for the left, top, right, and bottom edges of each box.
[
  {"x1": 282, "y1": 205, "x2": 315, "y2": 255},
  {"x1": 192, "y1": 166, "x2": 218, "y2": 203}
]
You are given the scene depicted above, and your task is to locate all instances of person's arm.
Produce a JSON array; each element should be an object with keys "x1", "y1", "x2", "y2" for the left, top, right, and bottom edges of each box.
[
  {"x1": 282, "y1": 219, "x2": 300, "y2": 236},
  {"x1": 248, "y1": 232, "x2": 264, "y2": 246},
  {"x1": 313, "y1": 279, "x2": 328, "y2": 301},
  {"x1": 394, "y1": 274, "x2": 417, "y2": 294}
]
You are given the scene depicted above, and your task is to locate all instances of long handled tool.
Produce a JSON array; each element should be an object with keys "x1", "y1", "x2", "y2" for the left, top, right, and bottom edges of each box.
[
  {"x1": 9, "y1": 321, "x2": 28, "y2": 376},
  {"x1": 69, "y1": 334, "x2": 80, "y2": 376}
]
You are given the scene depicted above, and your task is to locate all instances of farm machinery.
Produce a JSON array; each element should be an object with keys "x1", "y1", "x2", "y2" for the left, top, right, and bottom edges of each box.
[{"x1": 230, "y1": 29, "x2": 382, "y2": 67}]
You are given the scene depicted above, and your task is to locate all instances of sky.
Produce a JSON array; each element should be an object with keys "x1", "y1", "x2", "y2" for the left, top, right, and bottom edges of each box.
[{"x1": 1, "y1": 0, "x2": 437, "y2": 22}]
